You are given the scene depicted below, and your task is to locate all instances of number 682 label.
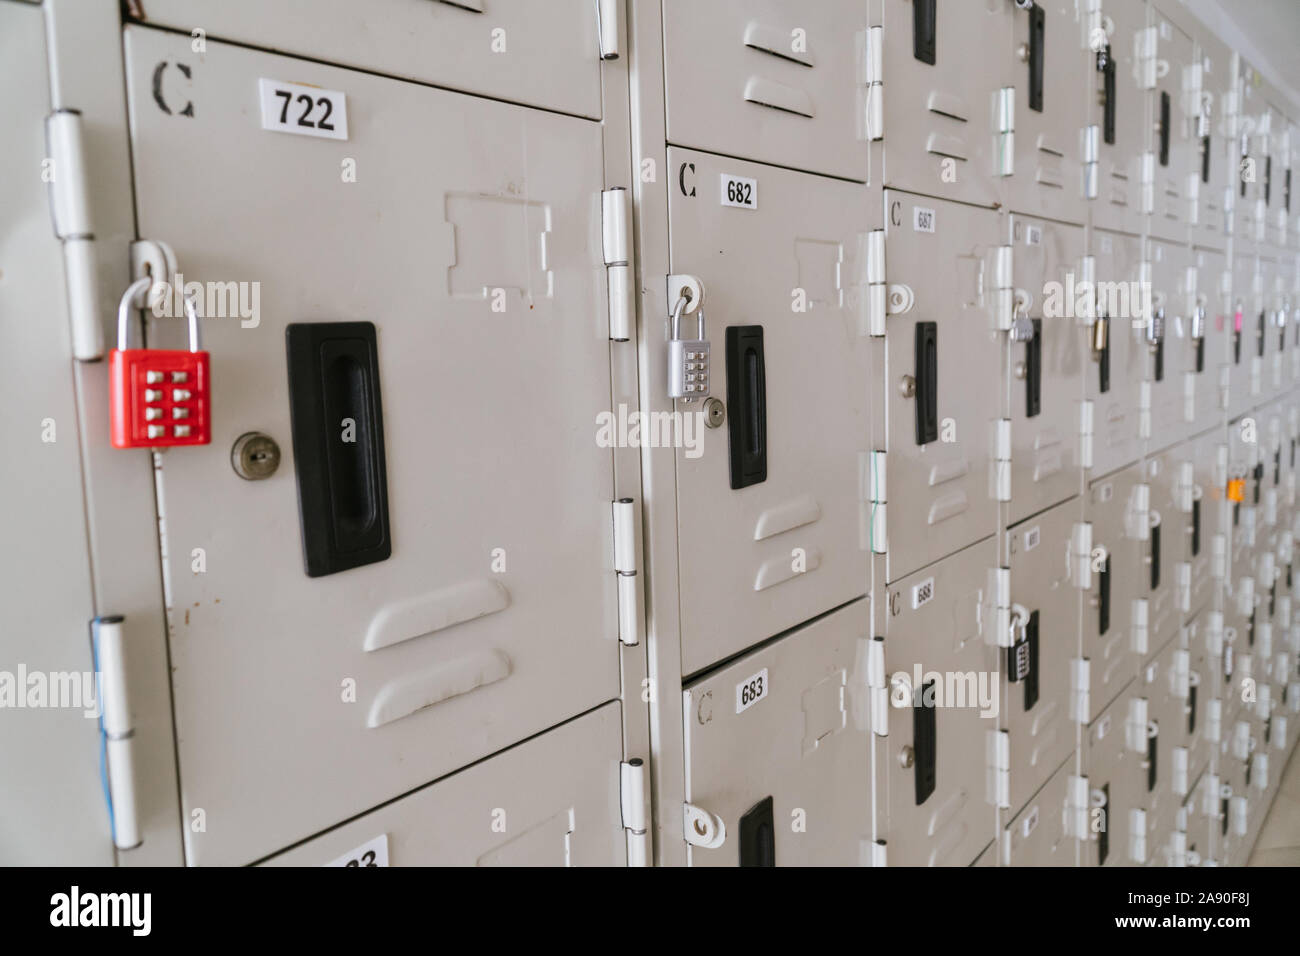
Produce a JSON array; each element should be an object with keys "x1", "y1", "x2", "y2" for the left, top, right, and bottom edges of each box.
[
  {"x1": 735, "y1": 667, "x2": 769, "y2": 714},
  {"x1": 259, "y1": 78, "x2": 349, "y2": 141},
  {"x1": 720, "y1": 173, "x2": 758, "y2": 210}
]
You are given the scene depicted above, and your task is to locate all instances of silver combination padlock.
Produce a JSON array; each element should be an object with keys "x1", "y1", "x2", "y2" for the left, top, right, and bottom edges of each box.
[{"x1": 668, "y1": 297, "x2": 710, "y2": 402}]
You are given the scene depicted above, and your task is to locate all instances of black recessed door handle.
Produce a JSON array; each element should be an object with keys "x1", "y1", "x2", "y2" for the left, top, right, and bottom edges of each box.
[
  {"x1": 725, "y1": 326, "x2": 767, "y2": 489},
  {"x1": 1099, "y1": 554, "x2": 1111, "y2": 635},
  {"x1": 913, "y1": 0, "x2": 936, "y2": 65},
  {"x1": 285, "y1": 321, "x2": 391, "y2": 577},
  {"x1": 914, "y1": 679, "x2": 937, "y2": 805},
  {"x1": 1201, "y1": 135, "x2": 1212, "y2": 184},
  {"x1": 1024, "y1": 609, "x2": 1040, "y2": 711},
  {"x1": 915, "y1": 321, "x2": 938, "y2": 445},
  {"x1": 1028, "y1": 3, "x2": 1045, "y2": 113},
  {"x1": 1147, "y1": 725, "x2": 1158, "y2": 792},
  {"x1": 1150, "y1": 522, "x2": 1160, "y2": 591},
  {"x1": 1026, "y1": 318, "x2": 1042, "y2": 418},
  {"x1": 1100, "y1": 48, "x2": 1116, "y2": 145},
  {"x1": 738, "y1": 796, "x2": 775, "y2": 867},
  {"x1": 1159, "y1": 91, "x2": 1171, "y2": 167},
  {"x1": 1191, "y1": 498, "x2": 1201, "y2": 557}
]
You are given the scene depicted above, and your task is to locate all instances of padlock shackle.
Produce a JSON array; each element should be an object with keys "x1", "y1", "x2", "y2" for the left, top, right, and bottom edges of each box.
[
  {"x1": 116, "y1": 276, "x2": 154, "y2": 352},
  {"x1": 184, "y1": 293, "x2": 202, "y2": 352},
  {"x1": 670, "y1": 295, "x2": 688, "y2": 340}
]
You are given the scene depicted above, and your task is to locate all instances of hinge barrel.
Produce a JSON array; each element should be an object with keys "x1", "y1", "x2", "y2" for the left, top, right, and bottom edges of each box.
[
  {"x1": 92, "y1": 615, "x2": 141, "y2": 850},
  {"x1": 602, "y1": 187, "x2": 634, "y2": 341},
  {"x1": 45, "y1": 109, "x2": 103, "y2": 361}
]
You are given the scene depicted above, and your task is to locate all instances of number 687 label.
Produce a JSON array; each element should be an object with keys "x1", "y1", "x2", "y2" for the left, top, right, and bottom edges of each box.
[
  {"x1": 259, "y1": 78, "x2": 349, "y2": 140},
  {"x1": 735, "y1": 668, "x2": 769, "y2": 714}
]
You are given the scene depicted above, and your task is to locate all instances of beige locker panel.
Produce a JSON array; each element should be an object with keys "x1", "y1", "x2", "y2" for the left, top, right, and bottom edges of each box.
[
  {"x1": 1141, "y1": 636, "x2": 1192, "y2": 808},
  {"x1": 661, "y1": 1, "x2": 868, "y2": 181},
  {"x1": 1262, "y1": 97, "x2": 1291, "y2": 249},
  {"x1": 1082, "y1": 680, "x2": 1140, "y2": 866},
  {"x1": 669, "y1": 148, "x2": 870, "y2": 676},
  {"x1": 682, "y1": 601, "x2": 871, "y2": 867},
  {"x1": 1228, "y1": 254, "x2": 1262, "y2": 417},
  {"x1": 124, "y1": 28, "x2": 620, "y2": 866},
  {"x1": 875, "y1": 0, "x2": 1011, "y2": 208},
  {"x1": 0, "y1": 0, "x2": 114, "y2": 868},
  {"x1": 1191, "y1": 28, "x2": 1234, "y2": 250},
  {"x1": 1191, "y1": 246, "x2": 1232, "y2": 422},
  {"x1": 1007, "y1": 215, "x2": 1084, "y2": 526},
  {"x1": 882, "y1": 540, "x2": 998, "y2": 867},
  {"x1": 1145, "y1": 239, "x2": 1195, "y2": 451},
  {"x1": 1234, "y1": 56, "x2": 1267, "y2": 256},
  {"x1": 1181, "y1": 616, "x2": 1212, "y2": 787},
  {"x1": 1004, "y1": 501, "x2": 1079, "y2": 817},
  {"x1": 1148, "y1": 9, "x2": 1198, "y2": 244},
  {"x1": 883, "y1": 193, "x2": 1001, "y2": 583},
  {"x1": 1089, "y1": 0, "x2": 1149, "y2": 236},
  {"x1": 1180, "y1": 427, "x2": 1222, "y2": 620},
  {"x1": 1086, "y1": 228, "x2": 1144, "y2": 478},
  {"x1": 1082, "y1": 463, "x2": 1146, "y2": 722},
  {"x1": 129, "y1": 0, "x2": 603, "y2": 119},
  {"x1": 1263, "y1": 256, "x2": 1291, "y2": 399},
  {"x1": 1003, "y1": 0, "x2": 1090, "y2": 225},
  {"x1": 1001, "y1": 755, "x2": 1076, "y2": 866},
  {"x1": 1143, "y1": 450, "x2": 1180, "y2": 657},
  {"x1": 264, "y1": 703, "x2": 624, "y2": 866}
]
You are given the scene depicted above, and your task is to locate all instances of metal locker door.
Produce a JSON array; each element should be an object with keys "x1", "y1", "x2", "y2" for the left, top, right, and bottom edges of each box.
[
  {"x1": 124, "y1": 29, "x2": 620, "y2": 866},
  {"x1": 1181, "y1": 617, "x2": 1212, "y2": 786},
  {"x1": 1191, "y1": 29, "x2": 1234, "y2": 250},
  {"x1": 1143, "y1": 450, "x2": 1181, "y2": 659},
  {"x1": 1003, "y1": 0, "x2": 1090, "y2": 225},
  {"x1": 1234, "y1": 57, "x2": 1266, "y2": 256},
  {"x1": 668, "y1": 149, "x2": 870, "y2": 676},
  {"x1": 875, "y1": 0, "x2": 1012, "y2": 209},
  {"x1": 1007, "y1": 215, "x2": 1084, "y2": 526},
  {"x1": 1229, "y1": 254, "x2": 1263, "y2": 415},
  {"x1": 1148, "y1": 9, "x2": 1197, "y2": 244},
  {"x1": 1001, "y1": 755, "x2": 1076, "y2": 867},
  {"x1": 1258, "y1": 256, "x2": 1282, "y2": 400},
  {"x1": 1082, "y1": 682, "x2": 1139, "y2": 867},
  {"x1": 1088, "y1": 0, "x2": 1149, "y2": 237},
  {"x1": 882, "y1": 539, "x2": 998, "y2": 867},
  {"x1": 882, "y1": 193, "x2": 1001, "y2": 584},
  {"x1": 1142, "y1": 636, "x2": 1191, "y2": 803},
  {"x1": 1145, "y1": 240, "x2": 1194, "y2": 450},
  {"x1": 263, "y1": 703, "x2": 624, "y2": 865},
  {"x1": 1086, "y1": 228, "x2": 1144, "y2": 478},
  {"x1": 661, "y1": 0, "x2": 868, "y2": 182},
  {"x1": 681, "y1": 600, "x2": 871, "y2": 867},
  {"x1": 1191, "y1": 246, "x2": 1231, "y2": 422},
  {"x1": 1182, "y1": 428, "x2": 1220, "y2": 620},
  {"x1": 128, "y1": 0, "x2": 604, "y2": 119},
  {"x1": 0, "y1": 1, "x2": 115, "y2": 867},
  {"x1": 1004, "y1": 502, "x2": 1080, "y2": 819},
  {"x1": 1081, "y1": 463, "x2": 1146, "y2": 723}
]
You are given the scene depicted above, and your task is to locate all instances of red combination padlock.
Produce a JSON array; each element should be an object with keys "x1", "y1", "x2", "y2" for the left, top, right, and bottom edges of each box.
[{"x1": 109, "y1": 275, "x2": 211, "y2": 449}]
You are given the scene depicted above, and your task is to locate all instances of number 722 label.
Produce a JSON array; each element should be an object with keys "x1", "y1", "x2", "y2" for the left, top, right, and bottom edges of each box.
[{"x1": 258, "y1": 78, "x2": 349, "y2": 141}]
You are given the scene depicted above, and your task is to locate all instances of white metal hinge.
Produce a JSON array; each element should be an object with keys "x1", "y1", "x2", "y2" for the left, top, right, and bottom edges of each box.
[
  {"x1": 868, "y1": 636, "x2": 888, "y2": 736},
  {"x1": 1137, "y1": 26, "x2": 1158, "y2": 89},
  {"x1": 1127, "y1": 697, "x2": 1150, "y2": 753},
  {"x1": 986, "y1": 729, "x2": 1011, "y2": 808},
  {"x1": 1169, "y1": 828, "x2": 1188, "y2": 867},
  {"x1": 1218, "y1": 363, "x2": 1231, "y2": 409},
  {"x1": 1203, "y1": 773, "x2": 1221, "y2": 817},
  {"x1": 866, "y1": 230, "x2": 887, "y2": 336},
  {"x1": 1264, "y1": 487, "x2": 1278, "y2": 527},
  {"x1": 1137, "y1": 381, "x2": 1152, "y2": 439},
  {"x1": 1275, "y1": 714, "x2": 1289, "y2": 750},
  {"x1": 870, "y1": 840, "x2": 887, "y2": 867},
  {"x1": 601, "y1": 187, "x2": 634, "y2": 341},
  {"x1": 91, "y1": 616, "x2": 141, "y2": 850},
  {"x1": 1206, "y1": 697, "x2": 1222, "y2": 743},
  {"x1": 1173, "y1": 649, "x2": 1190, "y2": 699},
  {"x1": 1250, "y1": 355, "x2": 1262, "y2": 395},
  {"x1": 45, "y1": 109, "x2": 102, "y2": 361},
  {"x1": 595, "y1": 0, "x2": 623, "y2": 59},
  {"x1": 1131, "y1": 598, "x2": 1149, "y2": 656},
  {"x1": 866, "y1": 26, "x2": 883, "y2": 141},
  {"x1": 619, "y1": 759, "x2": 648, "y2": 865},
  {"x1": 1064, "y1": 775, "x2": 1090, "y2": 839},
  {"x1": 1230, "y1": 795, "x2": 1248, "y2": 835},
  {"x1": 994, "y1": 245, "x2": 1014, "y2": 331},
  {"x1": 683, "y1": 803, "x2": 726, "y2": 850},
  {"x1": 1140, "y1": 152, "x2": 1155, "y2": 214},
  {"x1": 1214, "y1": 442, "x2": 1229, "y2": 488},
  {"x1": 1231, "y1": 719, "x2": 1250, "y2": 760},
  {"x1": 1237, "y1": 574, "x2": 1255, "y2": 618},
  {"x1": 1175, "y1": 461, "x2": 1195, "y2": 512},
  {"x1": 1128, "y1": 483, "x2": 1151, "y2": 541},
  {"x1": 995, "y1": 88, "x2": 1015, "y2": 176},
  {"x1": 1252, "y1": 752, "x2": 1270, "y2": 790},
  {"x1": 868, "y1": 450, "x2": 887, "y2": 553},
  {"x1": 1183, "y1": 371, "x2": 1195, "y2": 423},
  {"x1": 611, "y1": 499, "x2": 641, "y2": 646},
  {"x1": 1070, "y1": 657, "x2": 1091, "y2": 723},
  {"x1": 1083, "y1": 125, "x2": 1100, "y2": 199},
  {"x1": 1071, "y1": 522, "x2": 1093, "y2": 589},
  {"x1": 1130, "y1": 808, "x2": 1149, "y2": 863},
  {"x1": 1258, "y1": 622, "x2": 1273, "y2": 660},
  {"x1": 1078, "y1": 400, "x2": 1095, "y2": 469},
  {"x1": 1175, "y1": 561, "x2": 1191, "y2": 613},
  {"x1": 991, "y1": 419, "x2": 1012, "y2": 501},
  {"x1": 1205, "y1": 610, "x2": 1224, "y2": 657},
  {"x1": 991, "y1": 567, "x2": 1011, "y2": 648}
]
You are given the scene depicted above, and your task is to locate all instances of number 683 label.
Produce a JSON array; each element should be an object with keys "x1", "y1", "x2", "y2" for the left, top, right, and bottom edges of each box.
[
  {"x1": 735, "y1": 667, "x2": 769, "y2": 714},
  {"x1": 259, "y1": 78, "x2": 349, "y2": 141}
]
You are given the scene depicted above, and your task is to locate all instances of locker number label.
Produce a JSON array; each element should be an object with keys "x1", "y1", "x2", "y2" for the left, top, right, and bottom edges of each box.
[
  {"x1": 259, "y1": 79, "x2": 349, "y2": 141},
  {"x1": 721, "y1": 174, "x2": 758, "y2": 210},
  {"x1": 324, "y1": 833, "x2": 389, "y2": 867},
  {"x1": 1023, "y1": 526, "x2": 1041, "y2": 552},
  {"x1": 913, "y1": 206, "x2": 936, "y2": 233},
  {"x1": 736, "y1": 668, "x2": 769, "y2": 714},
  {"x1": 912, "y1": 576, "x2": 935, "y2": 609}
]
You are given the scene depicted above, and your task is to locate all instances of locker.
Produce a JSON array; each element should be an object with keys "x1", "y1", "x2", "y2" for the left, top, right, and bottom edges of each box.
[
  {"x1": 124, "y1": 28, "x2": 621, "y2": 865},
  {"x1": 1178, "y1": 615, "x2": 1213, "y2": 791},
  {"x1": 1170, "y1": 769, "x2": 1216, "y2": 867},
  {"x1": 681, "y1": 601, "x2": 871, "y2": 867},
  {"x1": 0, "y1": 1, "x2": 115, "y2": 867},
  {"x1": 1088, "y1": 0, "x2": 1149, "y2": 237},
  {"x1": 1142, "y1": 450, "x2": 1181, "y2": 657},
  {"x1": 1190, "y1": 246, "x2": 1232, "y2": 422},
  {"x1": 1147, "y1": 7, "x2": 1198, "y2": 244},
  {"x1": 881, "y1": 540, "x2": 997, "y2": 867},
  {"x1": 1177, "y1": 428, "x2": 1223, "y2": 620},
  {"x1": 263, "y1": 703, "x2": 625, "y2": 866},
  {"x1": 1082, "y1": 681, "x2": 1140, "y2": 867},
  {"x1": 1002, "y1": 0, "x2": 1091, "y2": 226},
  {"x1": 1004, "y1": 500, "x2": 1080, "y2": 817},
  {"x1": 1261, "y1": 96, "x2": 1291, "y2": 249},
  {"x1": 881, "y1": 193, "x2": 1002, "y2": 584},
  {"x1": 1141, "y1": 636, "x2": 1193, "y2": 809},
  {"x1": 1258, "y1": 256, "x2": 1284, "y2": 400},
  {"x1": 1006, "y1": 214, "x2": 1085, "y2": 526},
  {"x1": 874, "y1": 0, "x2": 1012, "y2": 208},
  {"x1": 1080, "y1": 462, "x2": 1147, "y2": 722},
  {"x1": 1085, "y1": 228, "x2": 1145, "y2": 478},
  {"x1": 668, "y1": 148, "x2": 871, "y2": 676},
  {"x1": 1001, "y1": 754, "x2": 1077, "y2": 867},
  {"x1": 1189, "y1": 27, "x2": 1235, "y2": 250},
  {"x1": 1228, "y1": 254, "x2": 1264, "y2": 416},
  {"x1": 1233, "y1": 56, "x2": 1267, "y2": 255},
  {"x1": 661, "y1": 0, "x2": 868, "y2": 182},
  {"x1": 125, "y1": 0, "x2": 606, "y2": 119},
  {"x1": 1144, "y1": 238, "x2": 1195, "y2": 450}
]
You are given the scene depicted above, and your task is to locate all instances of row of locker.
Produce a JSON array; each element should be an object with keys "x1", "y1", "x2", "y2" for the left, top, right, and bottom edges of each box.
[{"x1": 6, "y1": 0, "x2": 1300, "y2": 865}]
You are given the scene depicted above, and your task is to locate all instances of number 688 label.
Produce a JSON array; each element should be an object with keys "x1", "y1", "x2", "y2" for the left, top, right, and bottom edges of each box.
[
  {"x1": 259, "y1": 78, "x2": 349, "y2": 140},
  {"x1": 735, "y1": 668, "x2": 769, "y2": 714}
]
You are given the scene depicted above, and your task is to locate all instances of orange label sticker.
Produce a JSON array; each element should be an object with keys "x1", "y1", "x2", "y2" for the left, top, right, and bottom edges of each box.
[{"x1": 1226, "y1": 479, "x2": 1246, "y2": 503}]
